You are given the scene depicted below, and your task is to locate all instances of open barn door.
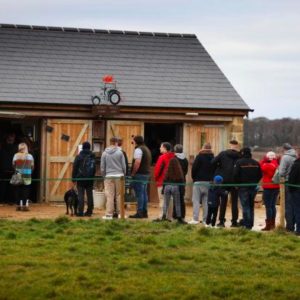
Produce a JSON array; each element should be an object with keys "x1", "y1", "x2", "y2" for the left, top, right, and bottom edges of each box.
[
  {"x1": 183, "y1": 123, "x2": 227, "y2": 201},
  {"x1": 45, "y1": 119, "x2": 92, "y2": 202}
]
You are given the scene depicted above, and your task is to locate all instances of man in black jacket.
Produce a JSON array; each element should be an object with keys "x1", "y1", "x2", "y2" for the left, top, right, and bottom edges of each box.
[
  {"x1": 72, "y1": 141, "x2": 96, "y2": 217},
  {"x1": 287, "y1": 153, "x2": 300, "y2": 235},
  {"x1": 189, "y1": 143, "x2": 214, "y2": 225},
  {"x1": 212, "y1": 140, "x2": 241, "y2": 227},
  {"x1": 233, "y1": 147, "x2": 262, "y2": 230}
]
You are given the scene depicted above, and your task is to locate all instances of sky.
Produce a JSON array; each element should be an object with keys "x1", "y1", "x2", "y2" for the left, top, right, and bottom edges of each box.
[{"x1": 0, "y1": 0, "x2": 299, "y2": 119}]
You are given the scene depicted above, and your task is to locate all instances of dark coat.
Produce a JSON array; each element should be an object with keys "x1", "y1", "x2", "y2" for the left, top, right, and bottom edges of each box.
[
  {"x1": 208, "y1": 186, "x2": 228, "y2": 208},
  {"x1": 191, "y1": 150, "x2": 214, "y2": 182},
  {"x1": 288, "y1": 158, "x2": 300, "y2": 192},
  {"x1": 211, "y1": 149, "x2": 240, "y2": 183},
  {"x1": 72, "y1": 149, "x2": 96, "y2": 187},
  {"x1": 175, "y1": 155, "x2": 188, "y2": 182},
  {"x1": 233, "y1": 156, "x2": 262, "y2": 185}
]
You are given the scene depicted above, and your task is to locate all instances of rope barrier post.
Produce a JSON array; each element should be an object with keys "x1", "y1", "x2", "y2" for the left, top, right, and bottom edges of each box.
[
  {"x1": 120, "y1": 176, "x2": 125, "y2": 219},
  {"x1": 279, "y1": 178, "x2": 285, "y2": 228}
]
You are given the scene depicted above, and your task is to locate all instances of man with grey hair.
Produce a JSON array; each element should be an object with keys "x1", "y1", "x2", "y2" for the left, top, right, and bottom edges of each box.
[{"x1": 279, "y1": 142, "x2": 297, "y2": 231}]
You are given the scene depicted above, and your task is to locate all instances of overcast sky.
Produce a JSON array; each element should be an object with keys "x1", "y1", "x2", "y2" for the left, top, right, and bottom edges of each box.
[{"x1": 0, "y1": 0, "x2": 299, "y2": 119}]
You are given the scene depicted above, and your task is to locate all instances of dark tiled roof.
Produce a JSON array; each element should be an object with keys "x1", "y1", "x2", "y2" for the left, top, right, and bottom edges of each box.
[{"x1": 0, "y1": 24, "x2": 250, "y2": 110}]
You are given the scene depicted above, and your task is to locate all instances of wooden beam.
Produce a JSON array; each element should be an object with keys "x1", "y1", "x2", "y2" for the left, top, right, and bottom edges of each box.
[{"x1": 101, "y1": 113, "x2": 233, "y2": 122}]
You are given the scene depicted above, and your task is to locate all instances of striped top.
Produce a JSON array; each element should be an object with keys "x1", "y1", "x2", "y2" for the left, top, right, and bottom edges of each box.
[{"x1": 12, "y1": 152, "x2": 34, "y2": 185}]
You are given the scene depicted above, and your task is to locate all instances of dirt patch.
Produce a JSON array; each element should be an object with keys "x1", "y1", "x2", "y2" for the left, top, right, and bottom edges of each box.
[{"x1": 0, "y1": 202, "x2": 275, "y2": 231}]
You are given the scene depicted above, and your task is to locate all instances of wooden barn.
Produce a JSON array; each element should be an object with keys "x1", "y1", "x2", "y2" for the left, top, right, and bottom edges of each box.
[{"x1": 0, "y1": 24, "x2": 250, "y2": 203}]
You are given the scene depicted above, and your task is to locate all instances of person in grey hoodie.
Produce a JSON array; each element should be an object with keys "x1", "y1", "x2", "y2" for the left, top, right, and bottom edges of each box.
[
  {"x1": 279, "y1": 143, "x2": 297, "y2": 231},
  {"x1": 101, "y1": 137, "x2": 126, "y2": 219}
]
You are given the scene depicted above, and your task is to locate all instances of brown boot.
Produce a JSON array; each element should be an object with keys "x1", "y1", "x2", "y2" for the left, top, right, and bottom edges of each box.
[
  {"x1": 270, "y1": 218, "x2": 276, "y2": 230},
  {"x1": 262, "y1": 219, "x2": 271, "y2": 231}
]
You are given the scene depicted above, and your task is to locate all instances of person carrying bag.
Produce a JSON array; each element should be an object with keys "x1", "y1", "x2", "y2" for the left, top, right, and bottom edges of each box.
[{"x1": 12, "y1": 143, "x2": 34, "y2": 210}]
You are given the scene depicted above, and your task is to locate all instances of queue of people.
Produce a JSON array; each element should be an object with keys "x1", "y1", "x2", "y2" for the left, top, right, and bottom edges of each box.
[
  {"x1": 1, "y1": 130, "x2": 299, "y2": 236},
  {"x1": 69, "y1": 136, "x2": 300, "y2": 235}
]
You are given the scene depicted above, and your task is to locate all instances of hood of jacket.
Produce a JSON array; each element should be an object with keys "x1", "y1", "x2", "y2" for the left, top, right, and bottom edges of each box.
[
  {"x1": 284, "y1": 148, "x2": 297, "y2": 158},
  {"x1": 104, "y1": 146, "x2": 119, "y2": 155},
  {"x1": 175, "y1": 152, "x2": 186, "y2": 160}
]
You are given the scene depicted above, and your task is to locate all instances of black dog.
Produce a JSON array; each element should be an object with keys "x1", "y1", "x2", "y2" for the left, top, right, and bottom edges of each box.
[{"x1": 64, "y1": 188, "x2": 78, "y2": 216}]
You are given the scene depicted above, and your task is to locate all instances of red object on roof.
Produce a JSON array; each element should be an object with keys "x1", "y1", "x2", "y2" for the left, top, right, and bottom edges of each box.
[{"x1": 102, "y1": 75, "x2": 114, "y2": 83}]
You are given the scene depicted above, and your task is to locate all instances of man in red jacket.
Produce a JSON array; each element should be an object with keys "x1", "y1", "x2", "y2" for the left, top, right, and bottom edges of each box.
[{"x1": 154, "y1": 142, "x2": 175, "y2": 215}]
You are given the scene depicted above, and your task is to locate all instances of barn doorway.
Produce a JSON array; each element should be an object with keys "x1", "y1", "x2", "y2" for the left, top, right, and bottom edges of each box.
[
  {"x1": 144, "y1": 123, "x2": 183, "y2": 164},
  {"x1": 0, "y1": 118, "x2": 41, "y2": 204}
]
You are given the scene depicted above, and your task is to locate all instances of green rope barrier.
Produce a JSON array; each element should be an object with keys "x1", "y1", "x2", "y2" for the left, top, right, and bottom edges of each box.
[{"x1": 1, "y1": 176, "x2": 298, "y2": 187}]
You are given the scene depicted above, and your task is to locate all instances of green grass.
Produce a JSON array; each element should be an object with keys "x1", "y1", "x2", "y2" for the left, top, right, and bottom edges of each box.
[{"x1": 0, "y1": 217, "x2": 299, "y2": 300}]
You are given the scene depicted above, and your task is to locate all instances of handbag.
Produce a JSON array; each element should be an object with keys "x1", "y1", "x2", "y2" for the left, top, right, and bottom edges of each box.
[
  {"x1": 10, "y1": 172, "x2": 24, "y2": 185},
  {"x1": 272, "y1": 168, "x2": 280, "y2": 184},
  {"x1": 10, "y1": 155, "x2": 26, "y2": 186}
]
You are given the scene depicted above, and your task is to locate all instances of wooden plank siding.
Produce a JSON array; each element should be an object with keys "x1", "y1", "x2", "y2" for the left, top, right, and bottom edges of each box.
[{"x1": 45, "y1": 119, "x2": 92, "y2": 202}]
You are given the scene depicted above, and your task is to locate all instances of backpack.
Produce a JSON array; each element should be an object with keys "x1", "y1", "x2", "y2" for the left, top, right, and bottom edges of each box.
[{"x1": 78, "y1": 154, "x2": 95, "y2": 178}]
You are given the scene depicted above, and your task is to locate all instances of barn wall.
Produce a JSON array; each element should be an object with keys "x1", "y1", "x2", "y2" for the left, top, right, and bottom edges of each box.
[{"x1": 228, "y1": 116, "x2": 244, "y2": 146}]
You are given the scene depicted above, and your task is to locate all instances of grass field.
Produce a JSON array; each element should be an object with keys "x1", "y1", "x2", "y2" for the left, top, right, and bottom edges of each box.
[{"x1": 0, "y1": 217, "x2": 299, "y2": 300}]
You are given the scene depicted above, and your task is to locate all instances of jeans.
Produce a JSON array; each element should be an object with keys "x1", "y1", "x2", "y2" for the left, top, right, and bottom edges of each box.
[
  {"x1": 285, "y1": 186, "x2": 296, "y2": 231},
  {"x1": 77, "y1": 184, "x2": 94, "y2": 215},
  {"x1": 192, "y1": 182, "x2": 209, "y2": 222},
  {"x1": 173, "y1": 185, "x2": 186, "y2": 219},
  {"x1": 218, "y1": 187, "x2": 239, "y2": 224},
  {"x1": 263, "y1": 189, "x2": 279, "y2": 220},
  {"x1": 206, "y1": 206, "x2": 218, "y2": 226},
  {"x1": 131, "y1": 174, "x2": 149, "y2": 213},
  {"x1": 290, "y1": 190, "x2": 300, "y2": 234},
  {"x1": 239, "y1": 187, "x2": 257, "y2": 229},
  {"x1": 164, "y1": 185, "x2": 181, "y2": 218}
]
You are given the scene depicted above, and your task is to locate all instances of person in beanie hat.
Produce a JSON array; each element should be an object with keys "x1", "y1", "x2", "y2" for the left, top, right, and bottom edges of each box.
[
  {"x1": 188, "y1": 142, "x2": 214, "y2": 225},
  {"x1": 72, "y1": 141, "x2": 96, "y2": 217},
  {"x1": 206, "y1": 175, "x2": 228, "y2": 227},
  {"x1": 212, "y1": 140, "x2": 241, "y2": 227},
  {"x1": 260, "y1": 151, "x2": 280, "y2": 231},
  {"x1": 279, "y1": 142, "x2": 297, "y2": 231},
  {"x1": 233, "y1": 147, "x2": 262, "y2": 230}
]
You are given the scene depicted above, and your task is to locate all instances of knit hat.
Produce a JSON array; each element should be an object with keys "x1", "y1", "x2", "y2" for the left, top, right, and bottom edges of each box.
[
  {"x1": 214, "y1": 175, "x2": 223, "y2": 184},
  {"x1": 266, "y1": 151, "x2": 276, "y2": 160},
  {"x1": 240, "y1": 147, "x2": 252, "y2": 157},
  {"x1": 282, "y1": 143, "x2": 292, "y2": 150},
  {"x1": 82, "y1": 141, "x2": 91, "y2": 150},
  {"x1": 203, "y1": 143, "x2": 212, "y2": 150}
]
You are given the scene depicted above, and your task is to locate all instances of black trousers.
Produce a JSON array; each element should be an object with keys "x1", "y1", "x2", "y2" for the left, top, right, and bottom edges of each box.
[
  {"x1": 14, "y1": 185, "x2": 31, "y2": 205},
  {"x1": 219, "y1": 187, "x2": 239, "y2": 224},
  {"x1": 77, "y1": 184, "x2": 94, "y2": 214},
  {"x1": 206, "y1": 206, "x2": 218, "y2": 226}
]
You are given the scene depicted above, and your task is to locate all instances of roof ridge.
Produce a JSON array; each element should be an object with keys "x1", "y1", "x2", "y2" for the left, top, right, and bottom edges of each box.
[{"x1": 0, "y1": 23, "x2": 196, "y2": 38}]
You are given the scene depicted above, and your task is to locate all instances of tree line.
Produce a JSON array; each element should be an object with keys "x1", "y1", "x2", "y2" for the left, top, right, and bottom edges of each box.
[{"x1": 244, "y1": 117, "x2": 300, "y2": 148}]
